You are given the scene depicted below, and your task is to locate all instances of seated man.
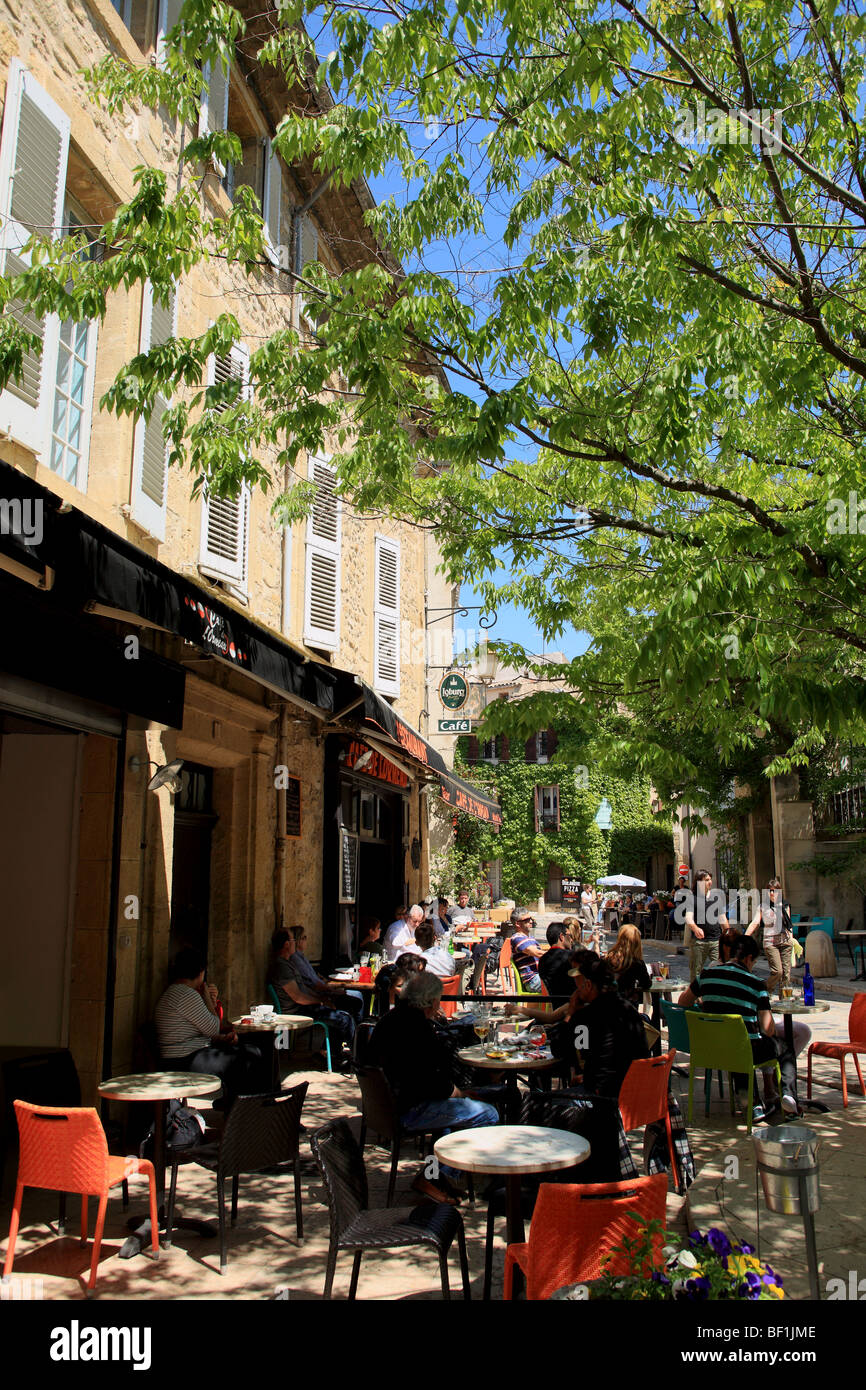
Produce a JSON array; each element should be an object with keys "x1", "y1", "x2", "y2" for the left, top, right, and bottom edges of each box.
[
  {"x1": 267, "y1": 929, "x2": 356, "y2": 1066},
  {"x1": 155, "y1": 947, "x2": 265, "y2": 1102},
  {"x1": 383, "y1": 904, "x2": 421, "y2": 962},
  {"x1": 366, "y1": 971, "x2": 498, "y2": 1201},
  {"x1": 510, "y1": 909, "x2": 545, "y2": 992},
  {"x1": 538, "y1": 923, "x2": 575, "y2": 999},
  {"x1": 678, "y1": 932, "x2": 800, "y2": 1118},
  {"x1": 289, "y1": 925, "x2": 364, "y2": 1024},
  {"x1": 415, "y1": 921, "x2": 456, "y2": 978},
  {"x1": 450, "y1": 889, "x2": 476, "y2": 932}
]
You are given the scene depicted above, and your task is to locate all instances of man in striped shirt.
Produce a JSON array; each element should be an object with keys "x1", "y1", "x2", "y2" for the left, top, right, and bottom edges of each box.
[{"x1": 678, "y1": 934, "x2": 799, "y2": 1119}]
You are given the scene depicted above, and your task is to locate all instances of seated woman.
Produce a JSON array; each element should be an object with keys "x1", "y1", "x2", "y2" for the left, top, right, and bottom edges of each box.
[
  {"x1": 356, "y1": 916, "x2": 384, "y2": 960},
  {"x1": 605, "y1": 924, "x2": 651, "y2": 1007},
  {"x1": 373, "y1": 951, "x2": 427, "y2": 1014},
  {"x1": 154, "y1": 947, "x2": 265, "y2": 1103}
]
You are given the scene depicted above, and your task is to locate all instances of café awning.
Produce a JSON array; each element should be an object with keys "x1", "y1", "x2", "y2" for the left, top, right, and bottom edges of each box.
[{"x1": 360, "y1": 685, "x2": 502, "y2": 827}]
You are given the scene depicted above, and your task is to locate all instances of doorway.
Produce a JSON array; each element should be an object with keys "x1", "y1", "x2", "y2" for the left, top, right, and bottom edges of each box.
[{"x1": 169, "y1": 763, "x2": 217, "y2": 963}]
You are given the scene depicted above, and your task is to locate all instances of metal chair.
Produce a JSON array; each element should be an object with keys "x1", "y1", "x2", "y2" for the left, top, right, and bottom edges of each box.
[
  {"x1": 660, "y1": 999, "x2": 723, "y2": 1099},
  {"x1": 311, "y1": 1119, "x2": 470, "y2": 1299},
  {"x1": 164, "y1": 1085, "x2": 308, "y2": 1273}
]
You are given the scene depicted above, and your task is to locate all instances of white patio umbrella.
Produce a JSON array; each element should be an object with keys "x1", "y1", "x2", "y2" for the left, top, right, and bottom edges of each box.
[{"x1": 596, "y1": 874, "x2": 647, "y2": 888}]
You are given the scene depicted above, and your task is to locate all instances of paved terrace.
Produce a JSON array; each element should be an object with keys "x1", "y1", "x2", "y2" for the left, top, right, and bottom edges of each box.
[{"x1": 1, "y1": 934, "x2": 862, "y2": 1301}]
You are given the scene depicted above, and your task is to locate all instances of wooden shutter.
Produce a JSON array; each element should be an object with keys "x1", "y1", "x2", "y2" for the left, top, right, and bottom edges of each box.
[
  {"x1": 499, "y1": 735, "x2": 510, "y2": 762},
  {"x1": 156, "y1": 0, "x2": 183, "y2": 68},
  {"x1": 303, "y1": 454, "x2": 341, "y2": 650},
  {"x1": 131, "y1": 279, "x2": 177, "y2": 539},
  {"x1": 374, "y1": 536, "x2": 400, "y2": 696},
  {"x1": 533, "y1": 785, "x2": 541, "y2": 833},
  {"x1": 525, "y1": 736, "x2": 537, "y2": 763},
  {"x1": 466, "y1": 735, "x2": 479, "y2": 765},
  {"x1": 199, "y1": 343, "x2": 250, "y2": 586},
  {"x1": 263, "y1": 140, "x2": 282, "y2": 266},
  {"x1": 0, "y1": 61, "x2": 70, "y2": 454}
]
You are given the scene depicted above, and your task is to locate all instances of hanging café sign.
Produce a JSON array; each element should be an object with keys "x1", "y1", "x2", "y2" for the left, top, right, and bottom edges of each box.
[{"x1": 438, "y1": 671, "x2": 469, "y2": 711}]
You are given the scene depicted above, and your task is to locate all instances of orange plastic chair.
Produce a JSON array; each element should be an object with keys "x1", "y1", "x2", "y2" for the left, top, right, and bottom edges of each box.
[
  {"x1": 439, "y1": 975, "x2": 460, "y2": 1018},
  {"x1": 504, "y1": 1173, "x2": 668, "y2": 1300},
  {"x1": 618, "y1": 1051, "x2": 680, "y2": 1193},
  {"x1": 807, "y1": 993, "x2": 866, "y2": 1107},
  {"x1": 3, "y1": 1101, "x2": 159, "y2": 1294}
]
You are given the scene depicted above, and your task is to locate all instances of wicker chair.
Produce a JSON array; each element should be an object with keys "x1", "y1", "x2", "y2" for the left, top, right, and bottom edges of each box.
[
  {"x1": 311, "y1": 1119, "x2": 470, "y2": 1300},
  {"x1": 355, "y1": 1066, "x2": 447, "y2": 1206},
  {"x1": 164, "y1": 1085, "x2": 308, "y2": 1274}
]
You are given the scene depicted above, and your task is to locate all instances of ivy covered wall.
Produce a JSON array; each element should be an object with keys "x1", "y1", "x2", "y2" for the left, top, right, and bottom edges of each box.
[{"x1": 435, "y1": 726, "x2": 674, "y2": 904}]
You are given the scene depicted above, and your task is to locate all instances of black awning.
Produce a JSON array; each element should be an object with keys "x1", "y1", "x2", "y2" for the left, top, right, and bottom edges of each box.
[
  {"x1": 0, "y1": 572, "x2": 185, "y2": 728},
  {"x1": 0, "y1": 457, "x2": 61, "y2": 576},
  {"x1": 64, "y1": 512, "x2": 336, "y2": 714},
  {"x1": 361, "y1": 685, "x2": 501, "y2": 827}
]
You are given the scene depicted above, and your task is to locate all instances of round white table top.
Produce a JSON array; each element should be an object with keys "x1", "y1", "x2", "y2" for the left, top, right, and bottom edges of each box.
[
  {"x1": 458, "y1": 1044, "x2": 556, "y2": 1071},
  {"x1": 648, "y1": 979, "x2": 687, "y2": 992},
  {"x1": 773, "y1": 999, "x2": 830, "y2": 1015},
  {"x1": 232, "y1": 1015, "x2": 314, "y2": 1032},
  {"x1": 98, "y1": 1072, "x2": 222, "y2": 1102},
  {"x1": 434, "y1": 1124, "x2": 590, "y2": 1176},
  {"x1": 838, "y1": 931, "x2": 866, "y2": 938}
]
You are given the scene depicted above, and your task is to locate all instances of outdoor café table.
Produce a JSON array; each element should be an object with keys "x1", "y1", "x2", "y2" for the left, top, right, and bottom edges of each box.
[
  {"x1": 231, "y1": 1014, "x2": 313, "y2": 1085},
  {"x1": 838, "y1": 931, "x2": 866, "y2": 981},
  {"x1": 773, "y1": 999, "x2": 831, "y2": 1113},
  {"x1": 647, "y1": 979, "x2": 688, "y2": 1057},
  {"x1": 97, "y1": 1071, "x2": 221, "y2": 1257},
  {"x1": 433, "y1": 1124, "x2": 590, "y2": 1248},
  {"x1": 457, "y1": 1043, "x2": 557, "y2": 1123}
]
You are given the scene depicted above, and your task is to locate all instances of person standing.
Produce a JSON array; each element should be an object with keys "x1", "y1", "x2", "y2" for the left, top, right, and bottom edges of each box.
[
  {"x1": 685, "y1": 870, "x2": 728, "y2": 981},
  {"x1": 579, "y1": 883, "x2": 595, "y2": 935},
  {"x1": 746, "y1": 879, "x2": 794, "y2": 998}
]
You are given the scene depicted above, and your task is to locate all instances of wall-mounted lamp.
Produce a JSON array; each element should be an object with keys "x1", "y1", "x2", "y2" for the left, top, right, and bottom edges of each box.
[{"x1": 129, "y1": 756, "x2": 185, "y2": 794}]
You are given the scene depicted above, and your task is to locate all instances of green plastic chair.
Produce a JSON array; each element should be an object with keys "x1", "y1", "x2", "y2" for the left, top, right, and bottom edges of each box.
[
  {"x1": 660, "y1": 1000, "x2": 723, "y2": 1107},
  {"x1": 685, "y1": 1011, "x2": 781, "y2": 1133}
]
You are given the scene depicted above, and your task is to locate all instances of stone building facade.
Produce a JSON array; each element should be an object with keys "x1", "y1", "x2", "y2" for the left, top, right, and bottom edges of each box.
[{"x1": 0, "y1": 0, "x2": 490, "y2": 1102}]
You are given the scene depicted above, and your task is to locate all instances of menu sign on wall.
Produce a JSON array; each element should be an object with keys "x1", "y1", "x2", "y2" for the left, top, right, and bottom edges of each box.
[
  {"x1": 339, "y1": 828, "x2": 359, "y2": 904},
  {"x1": 561, "y1": 878, "x2": 581, "y2": 902},
  {"x1": 285, "y1": 776, "x2": 302, "y2": 839}
]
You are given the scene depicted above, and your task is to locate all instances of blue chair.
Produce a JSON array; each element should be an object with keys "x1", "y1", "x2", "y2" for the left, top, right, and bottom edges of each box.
[
  {"x1": 660, "y1": 1000, "x2": 724, "y2": 1111},
  {"x1": 267, "y1": 985, "x2": 333, "y2": 1072}
]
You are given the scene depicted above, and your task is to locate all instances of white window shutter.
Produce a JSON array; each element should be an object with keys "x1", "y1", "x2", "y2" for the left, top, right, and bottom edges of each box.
[
  {"x1": 263, "y1": 141, "x2": 281, "y2": 265},
  {"x1": 198, "y1": 55, "x2": 230, "y2": 155},
  {"x1": 298, "y1": 213, "x2": 319, "y2": 323},
  {"x1": 199, "y1": 343, "x2": 250, "y2": 587},
  {"x1": 157, "y1": 0, "x2": 183, "y2": 69},
  {"x1": 303, "y1": 455, "x2": 341, "y2": 651},
  {"x1": 0, "y1": 60, "x2": 69, "y2": 454},
  {"x1": 374, "y1": 536, "x2": 400, "y2": 696},
  {"x1": 130, "y1": 279, "x2": 176, "y2": 539}
]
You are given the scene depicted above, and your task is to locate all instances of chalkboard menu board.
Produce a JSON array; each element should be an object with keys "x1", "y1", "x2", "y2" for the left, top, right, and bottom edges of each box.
[
  {"x1": 339, "y1": 828, "x2": 359, "y2": 904},
  {"x1": 285, "y1": 776, "x2": 302, "y2": 839}
]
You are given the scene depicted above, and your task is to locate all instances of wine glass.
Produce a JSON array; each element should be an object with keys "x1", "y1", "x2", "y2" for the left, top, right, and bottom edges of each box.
[
  {"x1": 474, "y1": 1009, "x2": 490, "y2": 1043},
  {"x1": 528, "y1": 1026, "x2": 547, "y2": 1055}
]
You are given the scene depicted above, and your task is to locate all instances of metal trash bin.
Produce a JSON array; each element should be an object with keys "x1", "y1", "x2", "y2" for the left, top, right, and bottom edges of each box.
[{"x1": 752, "y1": 1125, "x2": 820, "y2": 1215}]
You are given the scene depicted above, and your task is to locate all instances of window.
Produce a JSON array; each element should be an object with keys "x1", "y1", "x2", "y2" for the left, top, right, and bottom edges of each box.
[
  {"x1": 110, "y1": 0, "x2": 132, "y2": 24},
  {"x1": 534, "y1": 785, "x2": 560, "y2": 833},
  {"x1": 535, "y1": 730, "x2": 550, "y2": 764},
  {"x1": 303, "y1": 454, "x2": 341, "y2": 651},
  {"x1": 482, "y1": 737, "x2": 499, "y2": 763},
  {"x1": 373, "y1": 535, "x2": 400, "y2": 696},
  {"x1": 130, "y1": 279, "x2": 177, "y2": 538},
  {"x1": 47, "y1": 201, "x2": 99, "y2": 489},
  {"x1": 158, "y1": 0, "x2": 230, "y2": 171},
  {"x1": 296, "y1": 213, "x2": 320, "y2": 325},
  {"x1": 199, "y1": 344, "x2": 250, "y2": 593},
  {"x1": 0, "y1": 61, "x2": 71, "y2": 457}
]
